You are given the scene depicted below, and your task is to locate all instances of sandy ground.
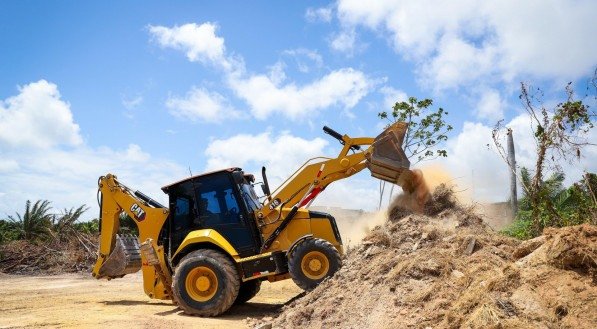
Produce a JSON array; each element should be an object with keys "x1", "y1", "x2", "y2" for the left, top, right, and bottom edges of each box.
[{"x1": 0, "y1": 272, "x2": 303, "y2": 329}]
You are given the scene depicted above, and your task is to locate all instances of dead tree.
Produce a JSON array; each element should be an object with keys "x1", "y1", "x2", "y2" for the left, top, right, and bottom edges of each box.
[
  {"x1": 492, "y1": 78, "x2": 595, "y2": 234},
  {"x1": 507, "y1": 128, "x2": 518, "y2": 216}
]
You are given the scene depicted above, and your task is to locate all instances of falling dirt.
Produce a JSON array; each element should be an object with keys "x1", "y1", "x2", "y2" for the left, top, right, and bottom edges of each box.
[
  {"x1": 252, "y1": 187, "x2": 597, "y2": 329},
  {"x1": 0, "y1": 272, "x2": 302, "y2": 329}
]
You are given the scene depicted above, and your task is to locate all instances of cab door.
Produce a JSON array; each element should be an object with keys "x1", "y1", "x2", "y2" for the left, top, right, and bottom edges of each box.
[{"x1": 196, "y1": 173, "x2": 259, "y2": 257}]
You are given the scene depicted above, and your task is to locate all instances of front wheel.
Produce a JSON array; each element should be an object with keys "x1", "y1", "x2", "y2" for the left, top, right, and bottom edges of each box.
[
  {"x1": 171, "y1": 249, "x2": 240, "y2": 317},
  {"x1": 288, "y1": 238, "x2": 342, "y2": 290}
]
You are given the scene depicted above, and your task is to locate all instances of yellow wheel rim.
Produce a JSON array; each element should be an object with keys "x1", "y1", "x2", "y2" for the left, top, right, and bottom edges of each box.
[
  {"x1": 185, "y1": 266, "x2": 218, "y2": 302},
  {"x1": 301, "y1": 251, "x2": 329, "y2": 280}
]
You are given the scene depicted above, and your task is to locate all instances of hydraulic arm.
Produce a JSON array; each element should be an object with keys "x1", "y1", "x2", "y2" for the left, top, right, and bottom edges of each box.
[
  {"x1": 92, "y1": 174, "x2": 172, "y2": 300},
  {"x1": 257, "y1": 121, "x2": 414, "y2": 221}
]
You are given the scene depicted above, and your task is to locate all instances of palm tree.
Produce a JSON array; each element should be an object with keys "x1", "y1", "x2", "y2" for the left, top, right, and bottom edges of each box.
[
  {"x1": 53, "y1": 205, "x2": 89, "y2": 240},
  {"x1": 8, "y1": 200, "x2": 53, "y2": 241},
  {"x1": 519, "y1": 168, "x2": 565, "y2": 205}
]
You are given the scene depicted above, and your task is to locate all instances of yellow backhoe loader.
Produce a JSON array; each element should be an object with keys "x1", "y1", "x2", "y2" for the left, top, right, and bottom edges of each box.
[{"x1": 92, "y1": 122, "x2": 417, "y2": 316}]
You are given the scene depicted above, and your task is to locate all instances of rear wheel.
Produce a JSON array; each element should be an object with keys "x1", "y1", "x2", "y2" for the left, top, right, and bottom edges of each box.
[
  {"x1": 172, "y1": 249, "x2": 240, "y2": 316},
  {"x1": 234, "y1": 280, "x2": 261, "y2": 305},
  {"x1": 288, "y1": 238, "x2": 342, "y2": 290}
]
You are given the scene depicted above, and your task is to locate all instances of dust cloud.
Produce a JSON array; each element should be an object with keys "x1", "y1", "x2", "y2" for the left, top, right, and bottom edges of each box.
[
  {"x1": 390, "y1": 165, "x2": 472, "y2": 215},
  {"x1": 321, "y1": 165, "x2": 473, "y2": 247},
  {"x1": 341, "y1": 210, "x2": 387, "y2": 247}
]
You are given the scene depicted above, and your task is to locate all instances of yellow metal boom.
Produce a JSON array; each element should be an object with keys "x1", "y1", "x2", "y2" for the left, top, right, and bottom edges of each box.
[
  {"x1": 256, "y1": 121, "x2": 412, "y2": 224},
  {"x1": 92, "y1": 174, "x2": 172, "y2": 300}
]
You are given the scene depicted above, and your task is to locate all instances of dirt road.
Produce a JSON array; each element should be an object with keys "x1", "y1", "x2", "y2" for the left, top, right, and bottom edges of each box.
[{"x1": 0, "y1": 273, "x2": 302, "y2": 328}]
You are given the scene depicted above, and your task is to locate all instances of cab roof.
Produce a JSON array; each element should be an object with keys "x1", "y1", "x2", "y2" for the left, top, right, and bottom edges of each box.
[{"x1": 161, "y1": 167, "x2": 241, "y2": 194}]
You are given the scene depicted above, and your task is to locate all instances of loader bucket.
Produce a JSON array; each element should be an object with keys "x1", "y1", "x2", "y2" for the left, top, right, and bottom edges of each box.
[
  {"x1": 97, "y1": 234, "x2": 142, "y2": 279},
  {"x1": 366, "y1": 122, "x2": 413, "y2": 188}
]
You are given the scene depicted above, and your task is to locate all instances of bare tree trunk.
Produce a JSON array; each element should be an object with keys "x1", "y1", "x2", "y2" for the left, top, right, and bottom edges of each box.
[
  {"x1": 531, "y1": 139, "x2": 548, "y2": 234},
  {"x1": 507, "y1": 129, "x2": 518, "y2": 218},
  {"x1": 378, "y1": 181, "x2": 386, "y2": 210}
]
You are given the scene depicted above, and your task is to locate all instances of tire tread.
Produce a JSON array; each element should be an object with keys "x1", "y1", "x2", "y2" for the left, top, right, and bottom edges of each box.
[
  {"x1": 288, "y1": 238, "x2": 342, "y2": 290},
  {"x1": 171, "y1": 249, "x2": 240, "y2": 317}
]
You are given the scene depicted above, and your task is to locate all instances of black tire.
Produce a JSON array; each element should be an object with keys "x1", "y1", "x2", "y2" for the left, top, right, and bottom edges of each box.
[
  {"x1": 171, "y1": 249, "x2": 240, "y2": 317},
  {"x1": 234, "y1": 280, "x2": 261, "y2": 305},
  {"x1": 288, "y1": 238, "x2": 342, "y2": 290}
]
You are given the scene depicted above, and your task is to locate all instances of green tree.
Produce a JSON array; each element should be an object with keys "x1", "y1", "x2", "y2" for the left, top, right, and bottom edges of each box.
[
  {"x1": 7, "y1": 200, "x2": 54, "y2": 241},
  {"x1": 379, "y1": 96, "x2": 453, "y2": 165},
  {"x1": 377, "y1": 96, "x2": 452, "y2": 207},
  {"x1": 52, "y1": 205, "x2": 89, "y2": 241},
  {"x1": 0, "y1": 219, "x2": 20, "y2": 244},
  {"x1": 118, "y1": 213, "x2": 139, "y2": 235},
  {"x1": 74, "y1": 218, "x2": 100, "y2": 234},
  {"x1": 504, "y1": 170, "x2": 597, "y2": 239}
]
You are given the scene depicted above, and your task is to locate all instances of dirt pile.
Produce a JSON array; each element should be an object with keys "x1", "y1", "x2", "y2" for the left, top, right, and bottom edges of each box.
[
  {"x1": 0, "y1": 234, "x2": 97, "y2": 275},
  {"x1": 257, "y1": 187, "x2": 597, "y2": 329}
]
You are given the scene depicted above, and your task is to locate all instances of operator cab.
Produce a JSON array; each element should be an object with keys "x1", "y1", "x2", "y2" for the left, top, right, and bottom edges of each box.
[{"x1": 161, "y1": 168, "x2": 263, "y2": 258}]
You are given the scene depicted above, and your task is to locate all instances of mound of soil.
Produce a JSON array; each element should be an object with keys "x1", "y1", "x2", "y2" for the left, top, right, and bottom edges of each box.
[
  {"x1": 253, "y1": 188, "x2": 597, "y2": 329},
  {"x1": 0, "y1": 234, "x2": 97, "y2": 275}
]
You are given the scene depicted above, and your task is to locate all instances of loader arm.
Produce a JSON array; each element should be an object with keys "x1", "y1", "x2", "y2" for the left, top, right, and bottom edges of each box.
[
  {"x1": 92, "y1": 174, "x2": 172, "y2": 300},
  {"x1": 258, "y1": 122, "x2": 414, "y2": 222}
]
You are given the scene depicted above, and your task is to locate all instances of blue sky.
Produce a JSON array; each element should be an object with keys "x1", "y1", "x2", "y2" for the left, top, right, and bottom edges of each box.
[{"x1": 1, "y1": 1, "x2": 596, "y2": 218}]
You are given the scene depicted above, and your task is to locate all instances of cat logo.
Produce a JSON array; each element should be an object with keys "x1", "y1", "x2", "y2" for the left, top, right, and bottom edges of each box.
[{"x1": 130, "y1": 203, "x2": 146, "y2": 222}]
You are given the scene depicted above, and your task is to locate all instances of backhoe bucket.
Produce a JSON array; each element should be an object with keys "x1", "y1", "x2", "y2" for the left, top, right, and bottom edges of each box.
[
  {"x1": 366, "y1": 122, "x2": 412, "y2": 188},
  {"x1": 97, "y1": 234, "x2": 142, "y2": 279}
]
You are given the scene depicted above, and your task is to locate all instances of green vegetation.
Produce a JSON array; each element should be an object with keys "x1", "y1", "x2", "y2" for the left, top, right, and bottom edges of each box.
[
  {"x1": 494, "y1": 74, "x2": 596, "y2": 239},
  {"x1": 6, "y1": 200, "x2": 54, "y2": 241},
  {"x1": 0, "y1": 200, "x2": 99, "y2": 245},
  {"x1": 74, "y1": 219, "x2": 100, "y2": 235},
  {"x1": 502, "y1": 171, "x2": 597, "y2": 239},
  {"x1": 0, "y1": 199, "x2": 144, "y2": 246},
  {"x1": 52, "y1": 205, "x2": 90, "y2": 241},
  {"x1": 118, "y1": 213, "x2": 139, "y2": 235}
]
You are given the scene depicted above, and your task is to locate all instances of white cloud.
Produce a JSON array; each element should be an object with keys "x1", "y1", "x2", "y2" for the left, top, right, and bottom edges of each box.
[
  {"x1": 150, "y1": 23, "x2": 374, "y2": 121},
  {"x1": 330, "y1": 29, "x2": 356, "y2": 54},
  {"x1": 204, "y1": 131, "x2": 385, "y2": 211},
  {"x1": 438, "y1": 115, "x2": 597, "y2": 203},
  {"x1": 312, "y1": 174, "x2": 381, "y2": 211},
  {"x1": 336, "y1": 0, "x2": 597, "y2": 90},
  {"x1": 0, "y1": 81, "x2": 186, "y2": 217},
  {"x1": 305, "y1": 7, "x2": 333, "y2": 23},
  {"x1": 205, "y1": 131, "x2": 328, "y2": 185},
  {"x1": 267, "y1": 61, "x2": 287, "y2": 85},
  {"x1": 148, "y1": 23, "x2": 232, "y2": 69},
  {"x1": 0, "y1": 144, "x2": 185, "y2": 218},
  {"x1": 122, "y1": 94, "x2": 143, "y2": 110},
  {"x1": 229, "y1": 68, "x2": 373, "y2": 120},
  {"x1": 166, "y1": 87, "x2": 241, "y2": 123},
  {"x1": 419, "y1": 34, "x2": 498, "y2": 91},
  {"x1": 282, "y1": 48, "x2": 323, "y2": 73},
  {"x1": 379, "y1": 86, "x2": 408, "y2": 110},
  {"x1": 0, "y1": 159, "x2": 19, "y2": 173},
  {"x1": 475, "y1": 88, "x2": 505, "y2": 122},
  {"x1": 0, "y1": 80, "x2": 82, "y2": 149},
  {"x1": 121, "y1": 94, "x2": 143, "y2": 119}
]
